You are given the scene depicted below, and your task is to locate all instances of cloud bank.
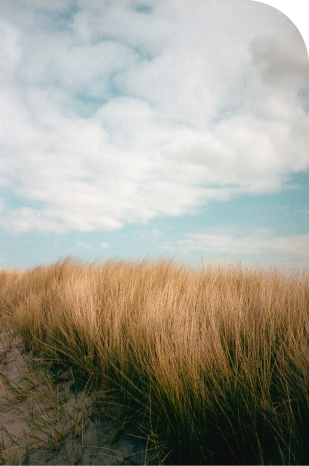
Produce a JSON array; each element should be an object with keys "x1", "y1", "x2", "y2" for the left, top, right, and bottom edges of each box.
[{"x1": 0, "y1": 0, "x2": 308, "y2": 234}]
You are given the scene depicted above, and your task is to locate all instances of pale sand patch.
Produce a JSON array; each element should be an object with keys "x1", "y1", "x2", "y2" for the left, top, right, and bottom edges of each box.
[{"x1": 0, "y1": 328, "x2": 159, "y2": 465}]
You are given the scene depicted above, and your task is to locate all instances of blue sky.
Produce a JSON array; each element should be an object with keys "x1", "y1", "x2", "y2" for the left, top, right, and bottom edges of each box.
[{"x1": 0, "y1": 0, "x2": 308, "y2": 270}]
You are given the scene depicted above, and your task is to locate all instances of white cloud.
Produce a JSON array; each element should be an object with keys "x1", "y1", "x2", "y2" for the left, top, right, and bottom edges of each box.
[
  {"x1": 0, "y1": 207, "x2": 65, "y2": 234},
  {"x1": 0, "y1": 18, "x2": 22, "y2": 73},
  {"x1": 76, "y1": 241, "x2": 93, "y2": 249},
  {"x1": 0, "y1": 0, "x2": 308, "y2": 234},
  {"x1": 250, "y1": 33, "x2": 309, "y2": 89},
  {"x1": 99, "y1": 242, "x2": 110, "y2": 249},
  {"x1": 16, "y1": 0, "x2": 74, "y2": 11}
]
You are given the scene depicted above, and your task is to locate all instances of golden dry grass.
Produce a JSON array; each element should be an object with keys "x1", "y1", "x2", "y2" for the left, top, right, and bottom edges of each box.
[{"x1": 0, "y1": 258, "x2": 308, "y2": 464}]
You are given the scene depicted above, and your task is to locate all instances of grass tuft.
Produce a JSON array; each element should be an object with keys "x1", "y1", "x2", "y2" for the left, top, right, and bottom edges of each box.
[{"x1": 0, "y1": 258, "x2": 308, "y2": 464}]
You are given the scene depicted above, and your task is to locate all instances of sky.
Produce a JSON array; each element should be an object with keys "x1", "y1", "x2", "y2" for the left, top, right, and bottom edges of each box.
[{"x1": 0, "y1": 0, "x2": 308, "y2": 271}]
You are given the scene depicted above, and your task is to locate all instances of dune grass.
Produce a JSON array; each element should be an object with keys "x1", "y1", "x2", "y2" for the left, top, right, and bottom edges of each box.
[{"x1": 0, "y1": 257, "x2": 308, "y2": 464}]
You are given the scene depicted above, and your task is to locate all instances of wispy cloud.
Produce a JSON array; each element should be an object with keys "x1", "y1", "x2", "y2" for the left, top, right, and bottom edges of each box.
[
  {"x1": 173, "y1": 228, "x2": 309, "y2": 267},
  {"x1": 0, "y1": 1, "x2": 308, "y2": 235}
]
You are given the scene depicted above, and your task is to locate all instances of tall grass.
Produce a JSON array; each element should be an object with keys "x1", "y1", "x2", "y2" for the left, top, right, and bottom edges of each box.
[{"x1": 0, "y1": 258, "x2": 308, "y2": 464}]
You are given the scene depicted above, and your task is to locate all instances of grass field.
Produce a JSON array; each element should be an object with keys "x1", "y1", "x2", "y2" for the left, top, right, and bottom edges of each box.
[{"x1": 0, "y1": 258, "x2": 308, "y2": 464}]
